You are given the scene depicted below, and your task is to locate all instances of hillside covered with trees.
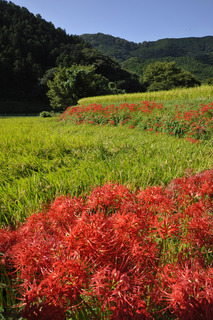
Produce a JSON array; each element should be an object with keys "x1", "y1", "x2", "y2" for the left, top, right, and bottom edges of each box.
[
  {"x1": 1, "y1": 1, "x2": 211, "y2": 114},
  {"x1": 81, "y1": 33, "x2": 213, "y2": 81},
  {"x1": 0, "y1": 1, "x2": 142, "y2": 114}
]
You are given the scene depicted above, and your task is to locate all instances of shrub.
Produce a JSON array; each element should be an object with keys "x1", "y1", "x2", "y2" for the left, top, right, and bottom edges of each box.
[{"x1": 39, "y1": 111, "x2": 53, "y2": 117}]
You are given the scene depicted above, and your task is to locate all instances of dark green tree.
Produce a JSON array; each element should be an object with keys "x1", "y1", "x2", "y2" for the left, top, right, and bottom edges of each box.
[
  {"x1": 143, "y1": 61, "x2": 201, "y2": 91},
  {"x1": 47, "y1": 65, "x2": 111, "y2": 110}
]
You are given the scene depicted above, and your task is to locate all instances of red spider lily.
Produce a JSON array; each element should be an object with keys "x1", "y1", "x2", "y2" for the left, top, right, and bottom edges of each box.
[
  {"x1": 160, "y1": 262, "x2": 213, "y2": 320},
  {"x1": 47, "y1": 195, "x2": 85, "y2": 234},
  {"x1": 136, "y1": 186, "x2": 176, "y2": 220},
  {"x1": 21, "y1": 301, "x2": 66, "y2": 320},
  {"x1": 64, "y1": 212, "x2": 125, "y2": 266},
  {"x1": 36, "y1": 260, "x2": 87, "y2": 305},
  {"x1": 86, "y1": 182, "x2": 136, "y2": 216},
  {"x1": 186, "y1": 137, "x2": 201, "y2": 143},
  {"x1": 59, "y1": 102, "x2": 213, "y2": 143},
  {"x1": 90, "y1": 266, "x2": 131, "y2": 304},
  {"x1": 153, "y1": 215, "x2": 179, "y2": 240},
  {"x1": 11, "y1": 231, "x2": 59, "y2": 286},
  {"x1": 200, "y1": 104, "x2": 213, "y2": 115},
  {"x1": 1, "y1": 169, "x2": 213, "y2": 318},
  {"x1": 90, "y1": 266, "x2": 153, "y2": 319},
  {"x1": 0, "y1": 228, "x2": 19, "y2": 262},
  {"x1": 186, "y1": 212, "x2": 213, "y2": 249},
  {"x1": 165, "y1": 168, "x2": 213, "y2": 203}
]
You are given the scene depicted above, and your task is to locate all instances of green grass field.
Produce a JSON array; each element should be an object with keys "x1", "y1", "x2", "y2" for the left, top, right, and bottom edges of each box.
[{"x1": 0, "y1": 103, "x2": 212, "y2": 227}]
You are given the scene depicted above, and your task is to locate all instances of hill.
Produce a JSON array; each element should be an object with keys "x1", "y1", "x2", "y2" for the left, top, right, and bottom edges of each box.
[
  {"x1": 0, "y1": 1, "x2": 141, "y2": 114},
  {"x1": 81, "y1": 33, "x2": 213, "y2": 81}
]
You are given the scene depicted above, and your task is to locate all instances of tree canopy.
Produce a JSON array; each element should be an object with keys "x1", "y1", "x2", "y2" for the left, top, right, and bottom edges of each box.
[
  {"x1": 142, "y1": 62, "x2": 201, "y2": 91},
  {"x1": 47, "y1": 65, "x2": 114, "y2": 110}
]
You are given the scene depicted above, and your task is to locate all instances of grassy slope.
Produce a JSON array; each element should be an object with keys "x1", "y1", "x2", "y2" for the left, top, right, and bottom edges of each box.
[
  {"x1": 0, "y1": 116, "x2": 212, "y2": 226},
  {"x1": 78, "y1": 85, "x2": 213, "y2": 105}
]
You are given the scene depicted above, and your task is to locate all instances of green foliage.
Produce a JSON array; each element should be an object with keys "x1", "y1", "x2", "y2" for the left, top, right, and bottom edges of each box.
[
  {"x1": 47, "y1": 65, "x2": 111, "y2": 110},
  {"x1": 0, "y1": 257, "x2": 19, "y2": 320},
  {"x1": 206, "y1": 78, "x2": 213, "y2": 85},
  {"x1": 143, "y1": 61, "x2": 201, "y2": 91},
  {"x1": 82, "y1": 33, "x2": 213, "y2": 82},
  {"x1": 0, "y1": 1, "x2": 141, "y2": 114},
  {"x1": 39, "y1": 111, "x2": 53, "y2": 117},
  {"x1": 121, "y1": 55, "x2": 213, "y2": 82}
]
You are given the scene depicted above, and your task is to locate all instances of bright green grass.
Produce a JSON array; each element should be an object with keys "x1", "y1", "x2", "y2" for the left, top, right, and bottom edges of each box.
[
  {"x1": 0, "y1": 117, "x2": 212, "y2": 227},
  {"x1": 78, "y1": 85, "x2": 213, "y2": 105}
]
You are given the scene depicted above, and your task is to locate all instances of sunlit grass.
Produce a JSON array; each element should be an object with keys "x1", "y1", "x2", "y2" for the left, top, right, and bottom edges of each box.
[
  {"x1": 0, "y1": 117, "x2": 212, "y2": 226},
  {"x1": 78, "y1": 84, "x2": 213, "y2": 105}
]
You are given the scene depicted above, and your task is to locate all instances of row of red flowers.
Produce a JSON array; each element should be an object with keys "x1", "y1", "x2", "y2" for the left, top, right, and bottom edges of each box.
[
  {"x1": 59, "y1": 101, "x2": 213, "y2": 143},
  {"x1": 1, "y1": 169, "x2": 213, "y2": 319}
]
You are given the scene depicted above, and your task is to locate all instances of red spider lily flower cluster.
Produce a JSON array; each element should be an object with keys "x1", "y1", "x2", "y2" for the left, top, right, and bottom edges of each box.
[
  {"x1": 59, "y1": 101, "x2": 213, "y2": 143},
  {"x1": 1, "y1": 169, "x2": 213, "y2": 319}
]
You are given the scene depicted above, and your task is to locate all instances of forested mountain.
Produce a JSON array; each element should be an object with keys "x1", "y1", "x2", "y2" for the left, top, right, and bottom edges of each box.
[
  {"x1": 81, "y1": 33, "x2": 213, "y2": 81},
  {"x1": 0, "y1": 1, "x2": 141, "y2": 114}
]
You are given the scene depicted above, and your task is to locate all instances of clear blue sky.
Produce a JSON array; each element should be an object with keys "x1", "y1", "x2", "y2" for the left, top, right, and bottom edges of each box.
[{"x1": 10, "y1": 0, "x2": 213, "y2": 43}]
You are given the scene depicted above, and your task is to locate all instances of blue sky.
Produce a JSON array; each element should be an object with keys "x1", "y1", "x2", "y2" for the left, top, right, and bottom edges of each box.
[{"x1": 10, "y1": 0, "x2": 213, "y2": 43}]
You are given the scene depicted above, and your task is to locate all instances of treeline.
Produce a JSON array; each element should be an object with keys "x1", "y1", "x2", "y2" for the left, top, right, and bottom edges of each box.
[
  {"x1": 81, "y1": 33, "x2": 213, "y2": 81},
  {"x1": 0, "y1": 1, "x2": 142, "y2": 114}
]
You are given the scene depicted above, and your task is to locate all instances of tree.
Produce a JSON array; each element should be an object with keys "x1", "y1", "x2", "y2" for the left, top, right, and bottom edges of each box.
[
  {"x1": 143, "y1": 61, "x2": 201, "y2": 91},
  {"x1": 46, "y1": 65, "x2": 111, "y2": 110}
]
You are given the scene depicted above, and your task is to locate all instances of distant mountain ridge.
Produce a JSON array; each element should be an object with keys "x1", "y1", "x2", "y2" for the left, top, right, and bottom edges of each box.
[{"x1": 80, "y1": 33, "x2": 213, "y2": 81}]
